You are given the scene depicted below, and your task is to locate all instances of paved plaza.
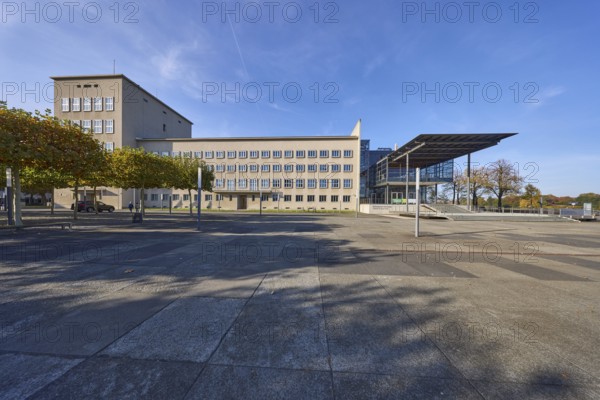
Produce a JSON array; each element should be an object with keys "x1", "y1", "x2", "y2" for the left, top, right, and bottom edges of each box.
[{"x1": 0, "y1": 212, "x2": 599, "y2": 399}]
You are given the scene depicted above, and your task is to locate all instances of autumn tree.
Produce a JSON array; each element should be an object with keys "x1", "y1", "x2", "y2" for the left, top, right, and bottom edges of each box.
[
  {"x1": 111, "y1": 147, "x2": 172, "y2": 216},
  {"x1": 443, "y1": 166, "x2": 467, "y2": 205},
  {"x1": 521, "y1": 184, "x2": 541, "y2": 208},
  {"x1": 166, "y1": 156, "x2": 214, "y2": 216},
  {"x1": 21, "y1": 167, "x2": 69, "y2": 215},
  {"x1": 484, "y1": 159, "x2": 524, "y2": 209}
]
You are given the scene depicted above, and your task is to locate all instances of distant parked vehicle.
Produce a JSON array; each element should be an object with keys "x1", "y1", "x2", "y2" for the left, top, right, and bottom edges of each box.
[{"x1": 70, "y1": 201, "x2": 115, "y2": 213}]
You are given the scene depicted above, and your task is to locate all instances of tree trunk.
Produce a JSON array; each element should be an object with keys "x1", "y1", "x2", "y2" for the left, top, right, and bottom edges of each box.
[
  {"x1": 452, "y1": 184, "x2": 456, "y2": 205},
  {"x1": 13, "y1": 168, "x2": 23, "y2": 227},
  {"x1": 73, "y1": 182, "x2": 79, "y2": 220},
  {"x1": 472, "y1": 189, "x2": 478, "y2": 209},
  {"x1": 140, "y1": 187, "x2": 145, "y2": 217},
  {"x1": 93, "y1": 186, "x2": 98, "y2": 214},
  {"x1": 50, "y1": 187, "x2": 55, "y2": 215},
  {"x1": 188, "y1": 188, "x2": 193, "y2": 216}
]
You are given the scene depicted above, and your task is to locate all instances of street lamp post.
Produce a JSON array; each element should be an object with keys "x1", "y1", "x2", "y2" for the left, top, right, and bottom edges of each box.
[
  {"x1": 197, "y1": 167, "x2": 202, "y2": 231},
  {"x1": 6, "y1": 168, "x2": 13, "y2": 226}
]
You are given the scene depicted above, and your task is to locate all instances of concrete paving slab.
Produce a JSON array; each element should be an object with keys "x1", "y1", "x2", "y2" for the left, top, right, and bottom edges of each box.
[
  {"x1": 0, "y1": 353, "x2": 83, "y2": 399},
  {"x1": 29, "y1": 356, "x2": 202, "y2": 399},
  {"x1": 186, "y1": 365, "x2": 333, "y2": 399},
  {"x1": 103, "y1": 297, "x2": 246, "y2": 362},
  {"x1": 323, "y1": 301, "x2": 460, "y2": 378},
  {"x1": 471, "y1": 380, "x2": 600, "y2": 400},
  {"x1": 333, "y1": 372, "x2": 482, "y2": 399},
  {"x1": 211, "y1": 300, "x2": 329, "y2": 371}
]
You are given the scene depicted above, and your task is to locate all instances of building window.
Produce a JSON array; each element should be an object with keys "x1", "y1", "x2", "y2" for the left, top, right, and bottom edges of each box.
[
  {"x1": 331, "y1": 179, "x2": 340, "y2": 189},
  {"x1": 205, "y1": 151, "x2": 214, "y2": 159},
  {"x1": 250, "y1": 151, "x2": 259, "y2": 158},
  {"x1": 331, "y1": 195, "x2": 339, "y2": 202},
  {"x1": 332, "y1": 150, "x2": 341, "y2": 158},
  {"x1": 272, "y1": 179, "x2": 281, "y2": 188},
  {"x1": 308, "y1": 150, "x2": 317, "y2": 158},
  {"x1": 216, "y1": 164, "x2": 224, "y2": 172},
  {"x1": 104, "y1": 142, "x2": 114, "y2": 152},
  {"x1": 307, "y1": 195, "x2": 315, "y2": 202},
  {"x1": 61, "y1": 98, "x2": 70, "y2": 112},
  {"x1": 227, "y1": 180, "x2": 235, "y2": 190},
  {"x1": 239, "y1": 151, "x2": 248, "y2": 158},
  {"x1": 161, "y1": 151, "x2": 170, "y2": 157},
  {"x1": 308, "y1": 164, "x2": 317, "y2": 172},
  {"x1": 261, "y1": 150, "x2": 270, "y2": 158},
  {"x1": 216, "y1": 194, "x2": 223, "y2": 201},
  {"x1": 144, "y1": 194, "x2": 148, "y2": 201},
  {"x1": 194, "y1": 151, "x2": 203, "y2": 159},
  {"x1": 273, "y1": 164, "x2": 282, "y2": 173},
  {"x1": 296, "y1": 164, "x2": 305, "y2": 172},
  {"x1": 332, "y1": 164, "x2": 341, "y2": 173},
  {"x1": 296, "y1": 179, "x2": 305, "y2": 188},
  {"x1": 194, "y1": 194, "x2": 198, "y2": 201},
  {"x1": 227, "y1": 151, "x2": 236, "y2": 158},
  {"x1": 172, "y1": 194, "x2": 180, "y2": 200},
  {"x1": 296, "y1": 150, "x2": 305, "y2": 158},
  {"x1": 320, "y1": 150, "x2": 329, "y2": 158},
  {"x1": 82, "y1": 120, "x2": 91, "y2": 132},
  {"x1": 227, "y1": 165, "x2": 236, "y2": 172},
  {"x1": 343, "y1": 195, "x2": 351, "y2": 203},
  {"x1": 273, "y1": 150, "x2": 282, "y2": 158},
  {"x1": 249, "y1": 164, "x2": 258, "y2": 173},
  {"x1": 205, "y1": 194, "x2": 212, "y2": 201},
  {"x1": 151, "y1": 194, "x2": 159, "y2": 201},
  {"x1": 93, "y1": 120, "x2": 102, "y2": 134},
  {"x1": 215, "y1": 179, "x2": 224, "y2": 188},
  {"x1": 261, "y1": 164, "x2": 270, "y2": 172},
  {"x1": 104, "y1": 120, "x2": 114, "y2": 134},
  {"x1": 261, "y1": 179, "x2": 270, "y2": 189},
  {"x1": 344, "y1": 164, "x2": 353, "y2": 172},
  {"x1": 162, "y1": 194, "x2": 170, "y2": 201},
  {"x1": 72, "y1": 98, "x2": 81, "y2": 112},
  {"x1": 105, "y1": 97, "x2": 114, "y2": 111},
  {"x1": 320, "y1": 164, "x2": 329, "y2": 172},
  {"x1": 272, "y1": 194, "x2": 279, "y2": 201},
  {"x1": 344, "y1": 150, "x2": 353, "y2": 158},
  {"x1": 308, "y1": 179, "x2": 316, "y2": 189},
  {"x1": 344, "y1": 179, "x2": 353, "y2": 189},
  {"x1": 250, "y1": 179, "x2": 258, "y2": 191},
  {"x1": 216, "y1": 151, "x2": 225, "y2": 159},
  {"x1": 319, "y1": 195, "x2": 327, "y2": 202},
  {"x1": 296, "y1": 195, "x2": 304, "y2": 202},
  {"x1": 72, "y1": 120, "x2": 81, "y2": 127},
  {"x1": 284, "y1": 179, "x2": 293, "y2": 189},
  {"x1": 172, "y1": 151, "x2": 181, "y2": 158},
  {"x1": 183, "y1": 194, "x2": 190, "y2": 201},
  {"x1": 261, "y1": 194, "x2": 269, "y2": 201},
  {"x1": 238, "y1": 179, "x2": 248, "y2": 189},
  {"x1": 83, "y1": 97, "x2": 92, "y2": 111},
  {"x1": 284, "y1": 195, "x2": 292, "y2": 202},
  {"x1": 283, "y1": 164, "x2": 293, "y2": 173},
  {"x1": 94, "y1": 97, "x2": 103, "y2": 111},
  {"x1": 319, "y1": 179, "x2": 328, "y2": 189},
  {"x1": 239, "y1": 165, "x2": 248, "y2": 172},
  {"x1": 284, "y1": 150, "x2": 293, "y2": 158}
]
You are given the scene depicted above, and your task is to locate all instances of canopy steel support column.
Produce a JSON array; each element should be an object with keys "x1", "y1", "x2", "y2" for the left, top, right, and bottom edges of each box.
[
  {"x1": 405, "y1": 153, "x2": 410, "y2": 212},
  {"x1": 415, "y1": 167, "x2": 421, "y2": 237},
  {"x1": 467, "y1": 153, "x2": 471, "y2": 211}
]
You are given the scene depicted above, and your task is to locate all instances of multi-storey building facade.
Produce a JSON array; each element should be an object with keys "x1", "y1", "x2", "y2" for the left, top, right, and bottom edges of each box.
[{"x1": 52, "y1": 74, "x2": 361, "y2": 211}]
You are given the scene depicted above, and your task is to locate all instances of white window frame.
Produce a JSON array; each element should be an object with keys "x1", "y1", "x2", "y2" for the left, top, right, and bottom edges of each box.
[
  {"x1": 238, "y1": 179, "x2": 248, "y2": 189},
  {"x1": 332, "y1": 150, "x2": 341, "y2": 158},
  {"x1": 94, "y1": 97, "x2": 103, "y2": 111},
  {"x1": 227, "y1": 151, "x2": 236, "y2": 158},
  {"x1": 261, "y1": 150, "x2": 270, "y2": 158},
  {"x1": 239, "y1": 151, "x2": 248, "y2": 158},
  {"x1": 344, "y1": 164, "x2": 353, "y2": 172},
  {"x1": 61, "y1": 98, "x2": 70, "y2": 112},
  {"x1": 344, "y1": 179, "x2": 353, "y2": 189},
  {"x1": 320, "y1": 150, "x2": 329, "y2": 158},
  {"x1": 104, "y1": 142, "x2": 114, "y2": 152},
  {"x1": 216, "y1": 151, "x2": 225, "y2": 159},
  {"x1": 105, "y1": 97, "x2": 114, "y2": 111},
  {"x1": 93, "y1": 120, "x2": 103, "y2": 134},
  {"x1": 273, "y1": 150, "x2": 282, "y2": 158},
  {"x1": 308, "y1": 150, "x2": 317, "y2": 158},
  {"x1": 284, "y1": 179, "x2": 293, "y2": 189},
  {"x1": 308, "y1": 179, "x2": 317, "y2": 189},
  {"x1": 284, "y1": 150, "x2": 293, "y2": 158},
  {"x1": 83, "y1": 97, "x2": 92, "y2": 112},
  {"x1": 261, "y1": 179, "x2": 270, "y2": 189},
  {"x1": 296, "y1": 179, "x2": 305, "y2": 188},
  {"x1": 344, "y1": 150, "x2": 353, "y2": 158},
  {"x1": 104, "y1": 119, "x2": 114, "y2": 134},
  {"x1": 250, "y1": 151, "x2": 259, "y2": 158},
  {"x1": 331, "y1": 179, "x2": 340, "y2": 189},
  {"x1": 72, "y1": 98, "x2": 81, "y2": 112},
  {"x1": 319, "y1": 179, "x2": 328, "y2": 189}
]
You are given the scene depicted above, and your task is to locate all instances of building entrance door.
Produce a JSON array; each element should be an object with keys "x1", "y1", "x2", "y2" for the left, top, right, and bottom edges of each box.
[{"x1": 238, "y1": 195, "x2": 247, "y2": 210}]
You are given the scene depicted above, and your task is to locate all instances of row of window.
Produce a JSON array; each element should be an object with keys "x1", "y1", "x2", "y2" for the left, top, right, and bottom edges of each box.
[
  {"x1": 62, "y1": 97, "x2": 114, "y2": 112},
  {"x1": 208, "y1": 163, "x2": 354, "y2": 173},
  {"x1": 145, "y1": 193, "x2": 352, "y2": 203},
  {"x1": 214, "y1": 178, "x2": 353, "y2": 190},
  {"x1": 156, "y1": 149, "x2": 354, "y2": 159},
  {"x1": 72, "y1": 119, "x2": 114, "y2": 134}
]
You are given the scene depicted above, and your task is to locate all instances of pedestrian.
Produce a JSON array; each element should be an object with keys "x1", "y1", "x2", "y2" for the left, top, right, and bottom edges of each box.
[
  {"x1": 128, "y1": 201, "x2": 133, "y2": 213},
  {"x1": 135, "y1": 202, "x2": 140, "y2": 212}
]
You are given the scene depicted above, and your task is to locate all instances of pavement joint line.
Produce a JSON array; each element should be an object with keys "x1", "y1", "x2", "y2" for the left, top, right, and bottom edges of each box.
[
  {"x1": 369, "y1": 274, "x2": 487, "y2": 399},
  {"x1": 205, "y1": 362, "x2": 332, "y2": 374},
  {"x1": 0, "y1": 350, "x2": 87, "y2": 360},
  {"x1": 181, "y1": 272, "x2": 269, "y2": 399},
  {"x1": 25, "y1": 293, "x2": 185, "y2": 400}
]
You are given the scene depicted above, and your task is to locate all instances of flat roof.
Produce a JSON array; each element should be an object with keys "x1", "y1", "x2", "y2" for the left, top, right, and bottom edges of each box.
[
  {"x1": 136, "y1": 135, "x2": 358, "y2": 142},
  {"x1": 386, "y1": 133, "x2": 518, "y2": 168},
  {"x1": 50, "y1": 74, "x2": 193, "y2": 125}
]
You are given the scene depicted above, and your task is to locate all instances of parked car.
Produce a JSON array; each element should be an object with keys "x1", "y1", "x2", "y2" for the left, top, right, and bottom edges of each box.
[{"x1": 70, "y1": 201, "x2": 115, "y2": 213}]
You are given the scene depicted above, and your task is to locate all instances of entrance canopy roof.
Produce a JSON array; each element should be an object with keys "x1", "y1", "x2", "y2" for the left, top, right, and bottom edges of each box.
[{"x1": 387, "y1": 133, "x2": 517, "y2": 168}]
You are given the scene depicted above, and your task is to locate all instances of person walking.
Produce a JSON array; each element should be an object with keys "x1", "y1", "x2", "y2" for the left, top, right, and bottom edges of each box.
[{"x1": 128, "y1": 201, "x2": 134, "y2": 213}]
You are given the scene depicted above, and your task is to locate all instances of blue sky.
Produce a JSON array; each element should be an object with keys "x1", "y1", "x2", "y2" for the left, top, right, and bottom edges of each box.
[{"x1": 1, "y1": 1, "x2": 598, "y2": 196}]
